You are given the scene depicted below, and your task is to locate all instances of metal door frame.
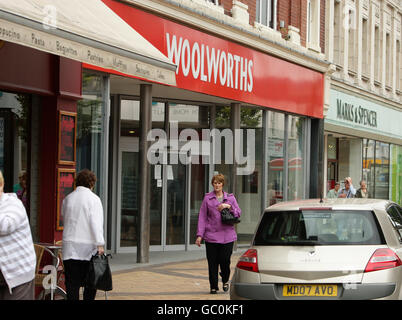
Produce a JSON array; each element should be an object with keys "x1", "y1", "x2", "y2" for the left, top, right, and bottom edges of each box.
[
  {"x1": 116, "y1": 136, "x2": 141, "y2": 253},
  {"x1": 116, "y1": 143, "x2": 192, "y2": 252},
  {"x1": 160, "y1": 150, "x2": 191, "y2": 251}
]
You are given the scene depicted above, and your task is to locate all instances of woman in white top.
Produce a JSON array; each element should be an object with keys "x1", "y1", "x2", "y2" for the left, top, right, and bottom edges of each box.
[{"x1": 62, "y1": 169, "x2": 105, "y2": 300}]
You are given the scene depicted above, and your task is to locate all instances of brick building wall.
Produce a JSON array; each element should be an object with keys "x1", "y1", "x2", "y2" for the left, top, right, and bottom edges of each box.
[
  {"x1": 277, "y1": 0, "x2": 290, "y2": 38},
  {"x1": 220, "y1": 0, "x2": 233, "y2": 16},
  {"x1": 300, "y1": 0, "x2": 308, "y2": 47},
  {"x1": 214, "y1": 0, "x2": 325, "y2": 53},
  {"x1": 248, "y1": 0, "x2": 256, "y2": 26},
  {"x1": 320, "y1": 0, "x2": 325, "y2": 54}
]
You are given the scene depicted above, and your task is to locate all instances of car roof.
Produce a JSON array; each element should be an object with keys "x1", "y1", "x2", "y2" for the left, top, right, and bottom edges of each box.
[{"x1": 265, "y1": 198, "x2": 395, "y2": 212}]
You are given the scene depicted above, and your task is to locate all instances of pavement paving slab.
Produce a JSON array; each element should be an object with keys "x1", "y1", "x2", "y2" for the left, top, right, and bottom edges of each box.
[{"x1": 95, "y1": 251, "x2": 244, "y2": 300}]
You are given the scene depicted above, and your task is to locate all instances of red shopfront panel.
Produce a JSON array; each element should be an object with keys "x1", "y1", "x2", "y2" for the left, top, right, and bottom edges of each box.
[
  {"x1": 0, "y1": 42, "x2": 55, "y2": 95},
  {"x1": 97, "y1": 0, "x2": 324, "y2": 119}
]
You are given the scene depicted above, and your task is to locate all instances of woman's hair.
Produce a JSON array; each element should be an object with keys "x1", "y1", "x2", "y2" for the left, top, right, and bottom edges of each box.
[
  {"x1": 211, "y1": 173, "x2": 225, "y2": 186},
  {"x1": 75, "y1": 169, "x2": 97, "y2": 189},
  {"x1": 0, "y1": 170, "x2": 3, "y2": 186}
]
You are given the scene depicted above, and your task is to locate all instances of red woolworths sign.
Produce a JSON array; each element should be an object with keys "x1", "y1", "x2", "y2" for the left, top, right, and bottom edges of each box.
[{"x1": 99, "y1": 0, "x2": 324, "y2": 118}]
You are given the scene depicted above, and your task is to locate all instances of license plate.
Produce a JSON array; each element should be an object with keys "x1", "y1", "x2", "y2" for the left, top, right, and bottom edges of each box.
[{"x1": 283, "y1": 284, "x2": 338, "y2": 297}]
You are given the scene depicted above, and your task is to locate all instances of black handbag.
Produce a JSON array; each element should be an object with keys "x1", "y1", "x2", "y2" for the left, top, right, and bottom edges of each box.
[
  {"x1": 86, "y1": 254, "x2": 113, "y2": 291},
  {"x1": 220, "y1": 207, "x2": 240, "y2": 225}
]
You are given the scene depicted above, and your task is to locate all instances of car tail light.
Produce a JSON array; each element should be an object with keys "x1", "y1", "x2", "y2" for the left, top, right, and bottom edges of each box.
[
  {"x1": 237, "y1": 249, "x2": 259, "y2": 273},
  {"x1": 364, "y1": 248, "x2": 402, "y2": 273}
]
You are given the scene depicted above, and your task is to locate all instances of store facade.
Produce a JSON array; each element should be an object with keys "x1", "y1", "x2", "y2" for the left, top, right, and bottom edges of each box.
[
  {"x1": 0, "y1": 0, "x2": 329, "y2": 257},
  {"x1": 324, "y1": 86, "x2": 402, "y2": 204},
  {"x1": 87, "y1": 0, "x2": 329, "y2": 255},
  {"x1": 0, "y1": 0, "x2": 176, "y2": 244}
]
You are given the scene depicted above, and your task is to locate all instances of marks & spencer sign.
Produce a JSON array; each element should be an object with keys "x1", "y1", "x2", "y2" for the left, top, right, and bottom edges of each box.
[
  {"x1": 327, "y1": 89, "x2": 402, "y2": 141},
  {"x1": 336, "y1": 99, "x2": 377, "y2": 128}
]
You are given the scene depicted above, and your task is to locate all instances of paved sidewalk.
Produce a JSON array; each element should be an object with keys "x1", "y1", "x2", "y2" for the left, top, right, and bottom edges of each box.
[{"x1": 96, "y1": 250, "x2": 244, "y2": 300}]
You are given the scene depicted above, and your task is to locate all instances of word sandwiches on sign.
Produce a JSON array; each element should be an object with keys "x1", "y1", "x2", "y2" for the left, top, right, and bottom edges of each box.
[{"x1": 166, "y1": 33, "x2": 253, "y2": 93}]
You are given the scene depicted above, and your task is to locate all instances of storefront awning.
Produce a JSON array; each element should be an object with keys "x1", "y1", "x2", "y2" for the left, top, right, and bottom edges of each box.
[{"x1": 0, "y1": 0, "x2": 176, "y2": 86}]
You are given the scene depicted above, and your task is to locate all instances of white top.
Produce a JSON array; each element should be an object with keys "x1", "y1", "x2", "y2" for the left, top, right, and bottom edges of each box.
[
  {"x1": 0, "y1": 193, "x2": 36, "y2": 292},
  {"x1": 62, "y1": 186, "x2": 105, "y2": 261}
]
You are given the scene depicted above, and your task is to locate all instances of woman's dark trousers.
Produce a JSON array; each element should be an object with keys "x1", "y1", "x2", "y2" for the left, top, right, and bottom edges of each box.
[
  {"x1": 205, "y1": 242, "x2": 234, "y2": 290},
  {"x1": 63, "y1": 259, "x2": 97, "y2": 300}
]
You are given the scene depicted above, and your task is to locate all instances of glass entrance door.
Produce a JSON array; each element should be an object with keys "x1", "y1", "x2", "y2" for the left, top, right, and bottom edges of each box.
[
  {"x1": 118, "y1": 145, "x2": 202, "y2": 252},
  {"x1": 118, "y1": 137, "x2": 139, "y2": 250},
  {"x1": 166, "y1": 163, "x2": 186, "y2": 247},
  {"x1": 116, "y1": 101, "x2": 211, "y2": 252}
]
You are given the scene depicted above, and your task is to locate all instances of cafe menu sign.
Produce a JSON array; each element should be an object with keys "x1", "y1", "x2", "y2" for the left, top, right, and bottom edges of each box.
[
  {"x1": 0, "y1": 18, "x2": 175, "y2": 86},
  {"x1": 56, "y1": 168, "x2": 75, "y2": 231},
  {"x1": 58, "y1": 111, "x2": 76, "y2": 165}
]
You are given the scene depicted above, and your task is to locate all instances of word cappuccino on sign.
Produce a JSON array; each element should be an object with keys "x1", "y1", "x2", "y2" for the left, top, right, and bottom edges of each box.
[{"x1": 166, "y1": 33, "x2": 254, "y2": 92}]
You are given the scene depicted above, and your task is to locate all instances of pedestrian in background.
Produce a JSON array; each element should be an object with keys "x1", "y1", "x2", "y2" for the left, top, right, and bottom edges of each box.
[
  {"x1": 327, "y1": 182, "x2": 340, "y2": 198},
  {"x1": 62, "y1": 169, "x2": 105, "y2": 300},
  {"x1": 0, "y1": 170, "x2": 36, "y2": 300},
  {"x1": 355, "y1": 180, "x2": 370, "y2": 198},
  {"x1": 195, "y1": 174, "x2": 241, "y2": 294},
  {"x1": 338, "y1": 177, "x2": 356, "y2": 198}
]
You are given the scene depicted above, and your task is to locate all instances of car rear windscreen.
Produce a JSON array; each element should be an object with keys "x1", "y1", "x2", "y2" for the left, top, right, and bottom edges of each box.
[{"x1": 254, "y1": 210, "x2": 385, "y2": 245}]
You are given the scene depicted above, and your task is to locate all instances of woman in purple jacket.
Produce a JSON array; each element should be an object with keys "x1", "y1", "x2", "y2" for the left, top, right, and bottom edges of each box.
[{"x1": 195, "y1": 174, "x2": 241, "y2": 294}]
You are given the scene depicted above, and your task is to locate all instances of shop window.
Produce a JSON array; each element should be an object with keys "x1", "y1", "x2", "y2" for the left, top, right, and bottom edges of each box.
[
  {"x1": 390, "y1": 144, "x2": 402, "y2": 205},
  {"x1": 327, "y1": 135, "x2": 338, "y2": 192},
  {"x1": 236, "y1": 107, "x2": 263, "y2": 244},
  {"x1": 168, "y1": 103, "x2": 210, "y2": 246},
  {"x1": 362, "y1": 139, "x2": 390, "y2": 200},
  {"x1": 118, "y1": 99, "x2": 167, "y2": 247},
  {"x1": 120, "y1": 99, "x2": 140, "y2": 137},
  {"x1": 0, "y1": 91, "x2": 30, "y2": 216},
  {"x1": 267, "y1": 111, "x2": 285, "y2": 206},
  {"x1": 375, "y1": 142, "x2": 390, "y2": 199},
  {"x1": 287, "y1": 116, "x2": 305, "y2": 201},
  {"x1": 397, "y1": 40, "x2": 401, "y2": 91},
  {"x1": 214, "y1": 106, "x2": 232, "y2": 192},
  {"x1": 362, "y1": 139, "x2": 375, "y2": 197},
  {"x1": 256, "y1": 0, "x2": 277, "y2": 29},
  {"x1": 76, "y1": 73, "x2": 105, "y2": 196}
]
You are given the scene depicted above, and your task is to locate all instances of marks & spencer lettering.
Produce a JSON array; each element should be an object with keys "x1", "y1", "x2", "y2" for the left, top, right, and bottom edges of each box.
[{"x1": 336, "y1": 99, "x2": 377, "y2": 128}]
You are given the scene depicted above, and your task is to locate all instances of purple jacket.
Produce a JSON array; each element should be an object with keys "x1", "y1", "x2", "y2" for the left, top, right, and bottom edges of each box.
[{"x1": 196, "y1": 191, "x2": 241, "y2": 244}]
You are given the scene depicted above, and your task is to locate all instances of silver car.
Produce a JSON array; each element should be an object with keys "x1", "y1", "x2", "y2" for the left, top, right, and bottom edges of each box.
[{"x1": 230, "y1": 198, "x2": 402, "y2": 300}]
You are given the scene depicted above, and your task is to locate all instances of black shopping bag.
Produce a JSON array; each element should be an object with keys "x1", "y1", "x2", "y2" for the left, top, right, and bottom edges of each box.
[{"x1": 86, "y1": 254, "x2": 113, "y2": 291}]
